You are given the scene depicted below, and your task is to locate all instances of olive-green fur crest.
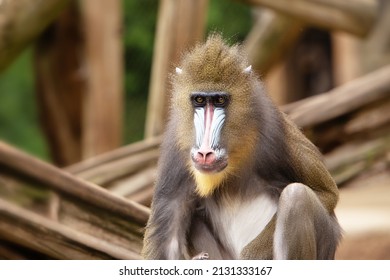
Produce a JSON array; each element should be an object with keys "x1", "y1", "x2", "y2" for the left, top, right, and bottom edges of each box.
[{"x1": 173, "y1": 34, "x2": 251, "y2": 94}]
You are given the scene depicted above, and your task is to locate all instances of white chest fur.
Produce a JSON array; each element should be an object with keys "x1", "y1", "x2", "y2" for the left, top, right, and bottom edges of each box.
[{"x1": 210, "y1": 194, "x2": 277, "y2": 258}]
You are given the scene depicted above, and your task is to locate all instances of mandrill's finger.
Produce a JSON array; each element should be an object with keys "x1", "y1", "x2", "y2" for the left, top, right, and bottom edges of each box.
[{"x1": 192, "y1": 252, "x2": 209, "y2": 260}]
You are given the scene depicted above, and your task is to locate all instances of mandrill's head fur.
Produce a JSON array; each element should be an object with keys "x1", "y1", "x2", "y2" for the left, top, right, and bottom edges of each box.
[{"x1": 170, "y1": 34, "x2": 266, "y2": 197}]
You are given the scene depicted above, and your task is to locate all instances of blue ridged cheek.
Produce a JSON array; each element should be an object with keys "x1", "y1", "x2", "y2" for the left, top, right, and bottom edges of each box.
[
  {"x1": 193, "y1": 107, "x2": 226, "y2": 149},
  {"x1": 193, "y1": 107, "x2": 205, "y2": 148}
]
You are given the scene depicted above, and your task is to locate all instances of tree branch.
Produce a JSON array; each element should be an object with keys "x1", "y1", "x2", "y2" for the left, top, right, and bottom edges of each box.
[
  {"x1": 236, "y1": 0, "x2": 378, "y2": 37},
  {"x1": 0, "y1": 0, "x2": 70, "y2": 72},
  {"x1": 282, "y1": 64, "x2": 390, "y2": 127}
]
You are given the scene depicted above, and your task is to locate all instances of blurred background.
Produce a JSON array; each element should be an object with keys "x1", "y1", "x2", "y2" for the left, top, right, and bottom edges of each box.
[
  {"x1": 0, "y1": 0, "x2": 389, "y2": 259},
  {"x1": 0, "y1": 0, "x2": 252, "y2": 162}
]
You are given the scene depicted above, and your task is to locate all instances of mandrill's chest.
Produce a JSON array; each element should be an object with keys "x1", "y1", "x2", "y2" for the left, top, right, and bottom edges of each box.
[{"x1": 205, "y1": 193, "x2": 277, "y2": 259}]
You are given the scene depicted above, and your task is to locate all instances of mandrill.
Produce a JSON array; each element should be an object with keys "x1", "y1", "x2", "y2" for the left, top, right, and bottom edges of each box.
[{"x1": 142, "y1": 34, "x2": 341, "y2": 260}]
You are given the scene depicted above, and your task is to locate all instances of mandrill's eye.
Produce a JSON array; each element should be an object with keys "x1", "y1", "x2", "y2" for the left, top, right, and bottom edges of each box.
[
  {"x1": 214, "y1": 95, "x2": 227, "y2": 107},
  {"x1": 193, "y1": 95, "x2": 206, "y2": 107}
]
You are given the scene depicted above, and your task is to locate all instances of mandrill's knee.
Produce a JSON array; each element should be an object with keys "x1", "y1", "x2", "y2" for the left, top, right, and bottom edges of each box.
[
  {"x1": 278, "y1": 183, "x2": 322, "y2": 217},
  {"x1": 281, "y1": 183, "x2": 308, "y2": 199}
]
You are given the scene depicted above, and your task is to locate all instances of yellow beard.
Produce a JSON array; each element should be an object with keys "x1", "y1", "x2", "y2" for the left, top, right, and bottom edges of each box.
[{"x1": 191, "y1": 169, "x2": 227, "y2": 197}]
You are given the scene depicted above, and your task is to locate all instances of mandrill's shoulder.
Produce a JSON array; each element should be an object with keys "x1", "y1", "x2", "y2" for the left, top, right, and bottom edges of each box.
[{"x1": 282, "y1": 114, "x2": 339, "y2": 212}]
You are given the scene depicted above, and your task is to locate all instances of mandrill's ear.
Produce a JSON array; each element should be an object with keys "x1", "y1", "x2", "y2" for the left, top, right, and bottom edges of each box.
[
  {"x1": 243, "y1": 65, "x2": 252, "y2": 74},
  {"x1": 175, "y1": 67, "x2": 183, "y2": 74}
]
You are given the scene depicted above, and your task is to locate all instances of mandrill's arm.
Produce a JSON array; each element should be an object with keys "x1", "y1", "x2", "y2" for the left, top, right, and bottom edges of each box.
[
  {"x1": 284, "y1": 116, "x2": 339, "y2": 213},
  {"x1": 142, "y1": 124, "x2": 197, "y2": 260}
]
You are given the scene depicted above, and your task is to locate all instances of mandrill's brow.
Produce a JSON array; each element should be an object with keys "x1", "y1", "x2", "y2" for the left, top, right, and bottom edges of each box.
[{"x1": 190, "y1": 91, "x2": 230, "y2": 107}]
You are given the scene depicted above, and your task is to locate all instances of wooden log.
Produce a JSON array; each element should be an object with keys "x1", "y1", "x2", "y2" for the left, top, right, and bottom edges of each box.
[
  {"x1": 345, "y1": 98, "x2": 390, "y2": 135},
  {"x1": 58, "y1": 198, "x2": 144, "y2": 254},
  {"x1": 244, "y1": 8, "x2": 303, "y2": 75},
  {"x1": 73, "y1": 148, "x2": 159, "y2": 185},
  {"x1": 80, "y1": 0, "x2": 124, "y2": 158},
  {"x1": 34, "y1": 3, "x2": 85, "y2": 166},
  {"x1": 109, "y1": 167, "x2": 156, "y2": 197},
  {"x1": 0, "y1": 171, "x2": 49, "y2": 210},
  {"x1": 128, "y1": 186, "x2": 154, "y2": 207},
  {"x1": 0, "y1": 198, "x2": 141, "y2": 259},
  {"x1": 0, "y1": 141, "x2": 150, "y2": 225},
  {"x1": 282, "y1": 65, "x2": 390, "y2": 128},
  {"x1": 331, "y1": 161, "x2": 367, "y2": 186},
  {"x1": 64, "y1": 137, "x2": 160, "y2": 206},
  {"x1": 145, "y1": 0, "x2": 208, "y2": 138},
  {"x1": 0, "y1": 141, "x2": 148, "y2": 257},
  {"x1": 300, "y1": 98, "x2": 390, "y2": 153},
  {"x1": 324, "y1": 137, "x2": 390, "y2": 173},
  {"x1": 66, "y1": 135, "x2": 161, "y2": 174},
  {"x1": 324, "y1": 136, "x2": 390, "y2": 185},
  {"x1": 0, "y1": 0, "x2": 70, "y2": 72},
  {"x1": 236, "y1": 0, "x2": 378, "y2": 37}
]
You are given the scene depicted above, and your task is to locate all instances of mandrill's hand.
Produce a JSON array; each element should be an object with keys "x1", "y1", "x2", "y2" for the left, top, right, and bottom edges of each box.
[{"x1": 192, "y1": 252, "x2": 209, "y2": 260}]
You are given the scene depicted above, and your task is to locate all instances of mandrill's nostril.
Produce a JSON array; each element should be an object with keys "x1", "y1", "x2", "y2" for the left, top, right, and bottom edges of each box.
[
  {"x1": 195, "y1": 149, "x2": 216, "y2": 165},
  {"x1": 197, "y1": 151, "x2": 212, "y2": 160}
]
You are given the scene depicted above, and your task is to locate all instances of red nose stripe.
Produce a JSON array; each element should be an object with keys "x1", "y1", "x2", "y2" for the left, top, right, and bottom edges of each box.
[{"x1": 196, "y1": 103, "x2": 217, "y2": 165}]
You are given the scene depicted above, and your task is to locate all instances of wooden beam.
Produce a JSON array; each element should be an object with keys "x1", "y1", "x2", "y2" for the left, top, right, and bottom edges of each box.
[
  {"x1": 0, "y1": 0, "x2": 70, "y2": 72},
  {"x1": 34, "y1": 3, "x2": 85, "y2": 166},
  {"x1": 65, "y1": 136, "x2": 162, "y2": 174},
  {"x1": 109, "y1": 166, "x2": 156, "y2": 197},
  {"x1": 81, "y1": 0, "x2": 124, "y2": 158},
  {"x1": 324, "y1": 136, "x2": 390, "y2": 185},
  {"x1": 0, "y1": 141, "x2": 150, "y2": 225},
  {"x1": 236, "y1": 0, "x2": 378, "y2": 37},
  {"x1": 244, "y1": 8, "x2": 303, "y2": 75},
  {"x1": 74, "y1": 148, "x2": 159, "y2": 185},
  {"x1": 145, "y1": 0, "x2": 208, "y2": 138},
  {"x1": 282, "y1": 64, "x2": 390, "y2": 127},
  {"x1": 0, "y1": 198, "x2": 141, "y2": 259},
  {"x1": 0, "y1": 140, "x2": 148, "y2": 254},
  {"x1": 344, "y1": 99, "x2": 390, "y2": 135}
]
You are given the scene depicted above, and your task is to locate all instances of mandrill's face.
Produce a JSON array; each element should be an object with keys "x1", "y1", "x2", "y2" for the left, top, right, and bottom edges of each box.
[{"x1": 190, "y1": 91, "x2": 229, "y2": 174}]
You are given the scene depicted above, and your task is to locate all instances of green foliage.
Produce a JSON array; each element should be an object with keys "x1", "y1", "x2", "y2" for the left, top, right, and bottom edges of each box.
[
  {"x1": 0, "y1": 0, "x2": 252, "y2": 159},
  {"x1": 0, "y1": 50, "x2": 49, "y2": 160},
  {"x1": 123, "y1": 0, "x2": 158, "y2": 143},
  {"x1": 207, "y1": 0, "x2": 252, "y2": 41}
]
